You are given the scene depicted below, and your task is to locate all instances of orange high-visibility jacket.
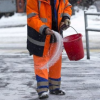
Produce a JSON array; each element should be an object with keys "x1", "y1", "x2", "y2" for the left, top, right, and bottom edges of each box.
[{"x1": 27, "y1": 0, "x2": 72, "y2": 56}]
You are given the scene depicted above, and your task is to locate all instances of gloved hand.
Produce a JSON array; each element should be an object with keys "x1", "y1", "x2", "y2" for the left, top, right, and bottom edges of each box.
[
  {"x1": 60, "y1": 19, "x2": 71, "y2": 30},
  {"x1": 45, "y1": 28, "x2": 54, "y2": 35}
]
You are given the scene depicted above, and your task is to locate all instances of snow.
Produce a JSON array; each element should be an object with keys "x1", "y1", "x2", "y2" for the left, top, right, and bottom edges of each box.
[
  {"x1": 64, "y1": 7, "x2": 100, "y2": 40},
  {"x1": 0, "y1": 13, "x2": 27, "y2": 28},
  {"x1": 0, "y1": 13, "x2": 27, "y2": 50},
  {"x1": 0, "y1": 6, "x2": 100, "y2": 100},
  {"x1": 0, "y1": 52, "x2": 100, "y2": 100},
  {"x1": 0, "y1": 6, "x2": 100, "y2": 46}
]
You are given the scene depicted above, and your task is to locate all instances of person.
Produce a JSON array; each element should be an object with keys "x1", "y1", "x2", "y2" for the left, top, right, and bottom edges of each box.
[{"x1": 26, "y1": 0, "x2": 72, "y2": 99}]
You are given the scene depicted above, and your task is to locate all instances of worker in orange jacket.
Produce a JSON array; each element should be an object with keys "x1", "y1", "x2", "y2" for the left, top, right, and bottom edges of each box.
[{"x1": 27, "y1": 0, "x2": 72, "y2": 99}]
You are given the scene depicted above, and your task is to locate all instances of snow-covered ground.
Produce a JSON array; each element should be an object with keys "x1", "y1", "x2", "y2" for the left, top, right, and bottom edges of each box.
[
  {"x1": 0, "y1": 13, "x2": 27, "y2": 52},
  {"x1": 0, "y1": 52, "x2": 100, "y2": 100}
]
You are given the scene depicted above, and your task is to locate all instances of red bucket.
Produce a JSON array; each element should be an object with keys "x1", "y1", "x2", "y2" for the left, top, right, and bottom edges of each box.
[{"x1": 63, "y1": 33, "x2": 84, "y2": 61}]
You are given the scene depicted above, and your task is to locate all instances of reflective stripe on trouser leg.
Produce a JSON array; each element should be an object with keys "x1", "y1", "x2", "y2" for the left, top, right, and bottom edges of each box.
[
  {"x1": 49, "y1": 78, "x2": 61, "y2": 91},
  {"x1": 36, "y1": 75, "x2": 49, "y2": 94}
]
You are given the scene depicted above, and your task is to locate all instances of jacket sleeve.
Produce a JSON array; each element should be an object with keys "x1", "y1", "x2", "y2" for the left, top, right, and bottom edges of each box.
[
  {"x1": 26, "y1": 0, "x2": 48, "y2": 34},
  {"x1": 63, "y1": 0, "x2": 72, "y2": 19}
]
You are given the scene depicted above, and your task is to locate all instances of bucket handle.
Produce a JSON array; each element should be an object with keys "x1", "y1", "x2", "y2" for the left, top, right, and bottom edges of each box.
[
  {"x1": 70, "y1": 26, "x2": 78, "y2": 34},
  {"x1": 60, "y1": 25, "x2": 78, "y2": 35}
]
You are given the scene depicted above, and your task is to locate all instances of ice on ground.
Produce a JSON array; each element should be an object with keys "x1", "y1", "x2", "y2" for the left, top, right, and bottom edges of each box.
[{"x1": 0, "y1": 52, "x2": 100, "y2": 100}]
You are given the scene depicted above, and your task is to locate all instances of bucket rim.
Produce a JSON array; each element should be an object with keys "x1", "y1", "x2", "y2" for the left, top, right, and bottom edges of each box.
[{"x1": 63, "y1": 33, "x2": 82, "y2": 43}]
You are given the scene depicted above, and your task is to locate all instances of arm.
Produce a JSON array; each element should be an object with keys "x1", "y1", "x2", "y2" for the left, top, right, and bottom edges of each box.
[
  {"x1": 60, "y1": 1, "x2": 72, "y2": 30},
  {"x1": 26, "y1": 0, "x2": 48, "y2": 34},
  {"x1": 63, "y1": 1, "x2": 72, "y2": 19}
]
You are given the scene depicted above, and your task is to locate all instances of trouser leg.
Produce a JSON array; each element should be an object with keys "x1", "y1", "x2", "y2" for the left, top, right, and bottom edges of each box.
[
  {"x1": 33, "y1": 55, "x2": 49, "y2": 94},
  {"x1": 49, "y1": 55, "x2": 62, "y2": 91}
]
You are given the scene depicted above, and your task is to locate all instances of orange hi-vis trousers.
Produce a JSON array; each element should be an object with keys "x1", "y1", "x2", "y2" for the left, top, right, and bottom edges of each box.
[
  {"x1": 33, "y1": 43, "x2": 62, "y2": 94},
  {"x1": 33, "y1": 55, "x2": 62, "y2": 94}
]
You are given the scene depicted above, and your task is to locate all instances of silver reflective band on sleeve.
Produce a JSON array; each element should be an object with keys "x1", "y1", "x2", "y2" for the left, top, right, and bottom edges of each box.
[
  {"x1": 27, "y1": 13, "x2": 37, "y2": 18},
  {"x1": 68, "y1": 3, "x2": 72, "y2": 6},
  {"x1": 63, "y1": 0, "x2": 65, "y2": 4},
  {"x1": 60, "y1": 13, "x2": 71, "y2": 19},
  {"x1": 39, "y1": 25, "x2": 47, "y2": 34},
  {"x1": 38, "y1": 1, "x2": 41, "y2": 11},
  {"x1": 27, "y1": 36, "x2": 45, "y2": 46},
  {"x1": 40, "y1": 18, "x2": 47, "y2": 23},
  {"x1": 64, "y1": 3, "x2": 72, "y2": 9}
]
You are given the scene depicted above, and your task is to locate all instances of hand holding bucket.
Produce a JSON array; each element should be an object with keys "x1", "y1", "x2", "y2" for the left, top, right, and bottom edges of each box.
[{"x1": 62, "y1": 26, "x2": 84, "y2": 61}]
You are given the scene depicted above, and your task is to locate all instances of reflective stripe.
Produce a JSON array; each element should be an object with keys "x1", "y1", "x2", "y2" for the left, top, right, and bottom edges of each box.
[
  {"x1": 38, "y1": 1, "x2": 41, "y2": 11},
  {"x1": 63, "y1": 13, "x2": 71, "y2": 18},
  {"x1": 27, "y1": 35, "x2": 45, "y2": 46},
  {"x1": 60, "y1": 13, "x2": 71, "y2": 19},
  {"x1": 64, "y1": 3, "x2": 72, "y2": 9},
  {"x1": 40, "y1": 18, "x2": 47, "y2": 22},
  {"x1": 49, "y1": 86, "x2": 60, "y2": 90},
  {"x1": 39, "y1": 25, "x2": 47, "y2": 34},
  {"x1": 49, "y1": 79, "x2": 61, "y2": 85},
  {"x1": 68, "y1": 3, "x2": 72, "y2": 6},
  {"x1": 37, "y1": 82, "x2": 48, "y2": 87},
  {"x1": 27, "y1": 13, "x2": 37, "y2": 18},
  {"x1": 63, "y1": 0, "x2": 65, "y2": 4},
  {"x1": 37, "y1": 88, "x2": 48, "y2": 93}
]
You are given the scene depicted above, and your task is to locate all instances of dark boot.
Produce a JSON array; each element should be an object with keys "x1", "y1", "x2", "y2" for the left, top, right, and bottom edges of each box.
[{"x1": 50, "y1": 89, "x2": 66, "y2": 95}]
